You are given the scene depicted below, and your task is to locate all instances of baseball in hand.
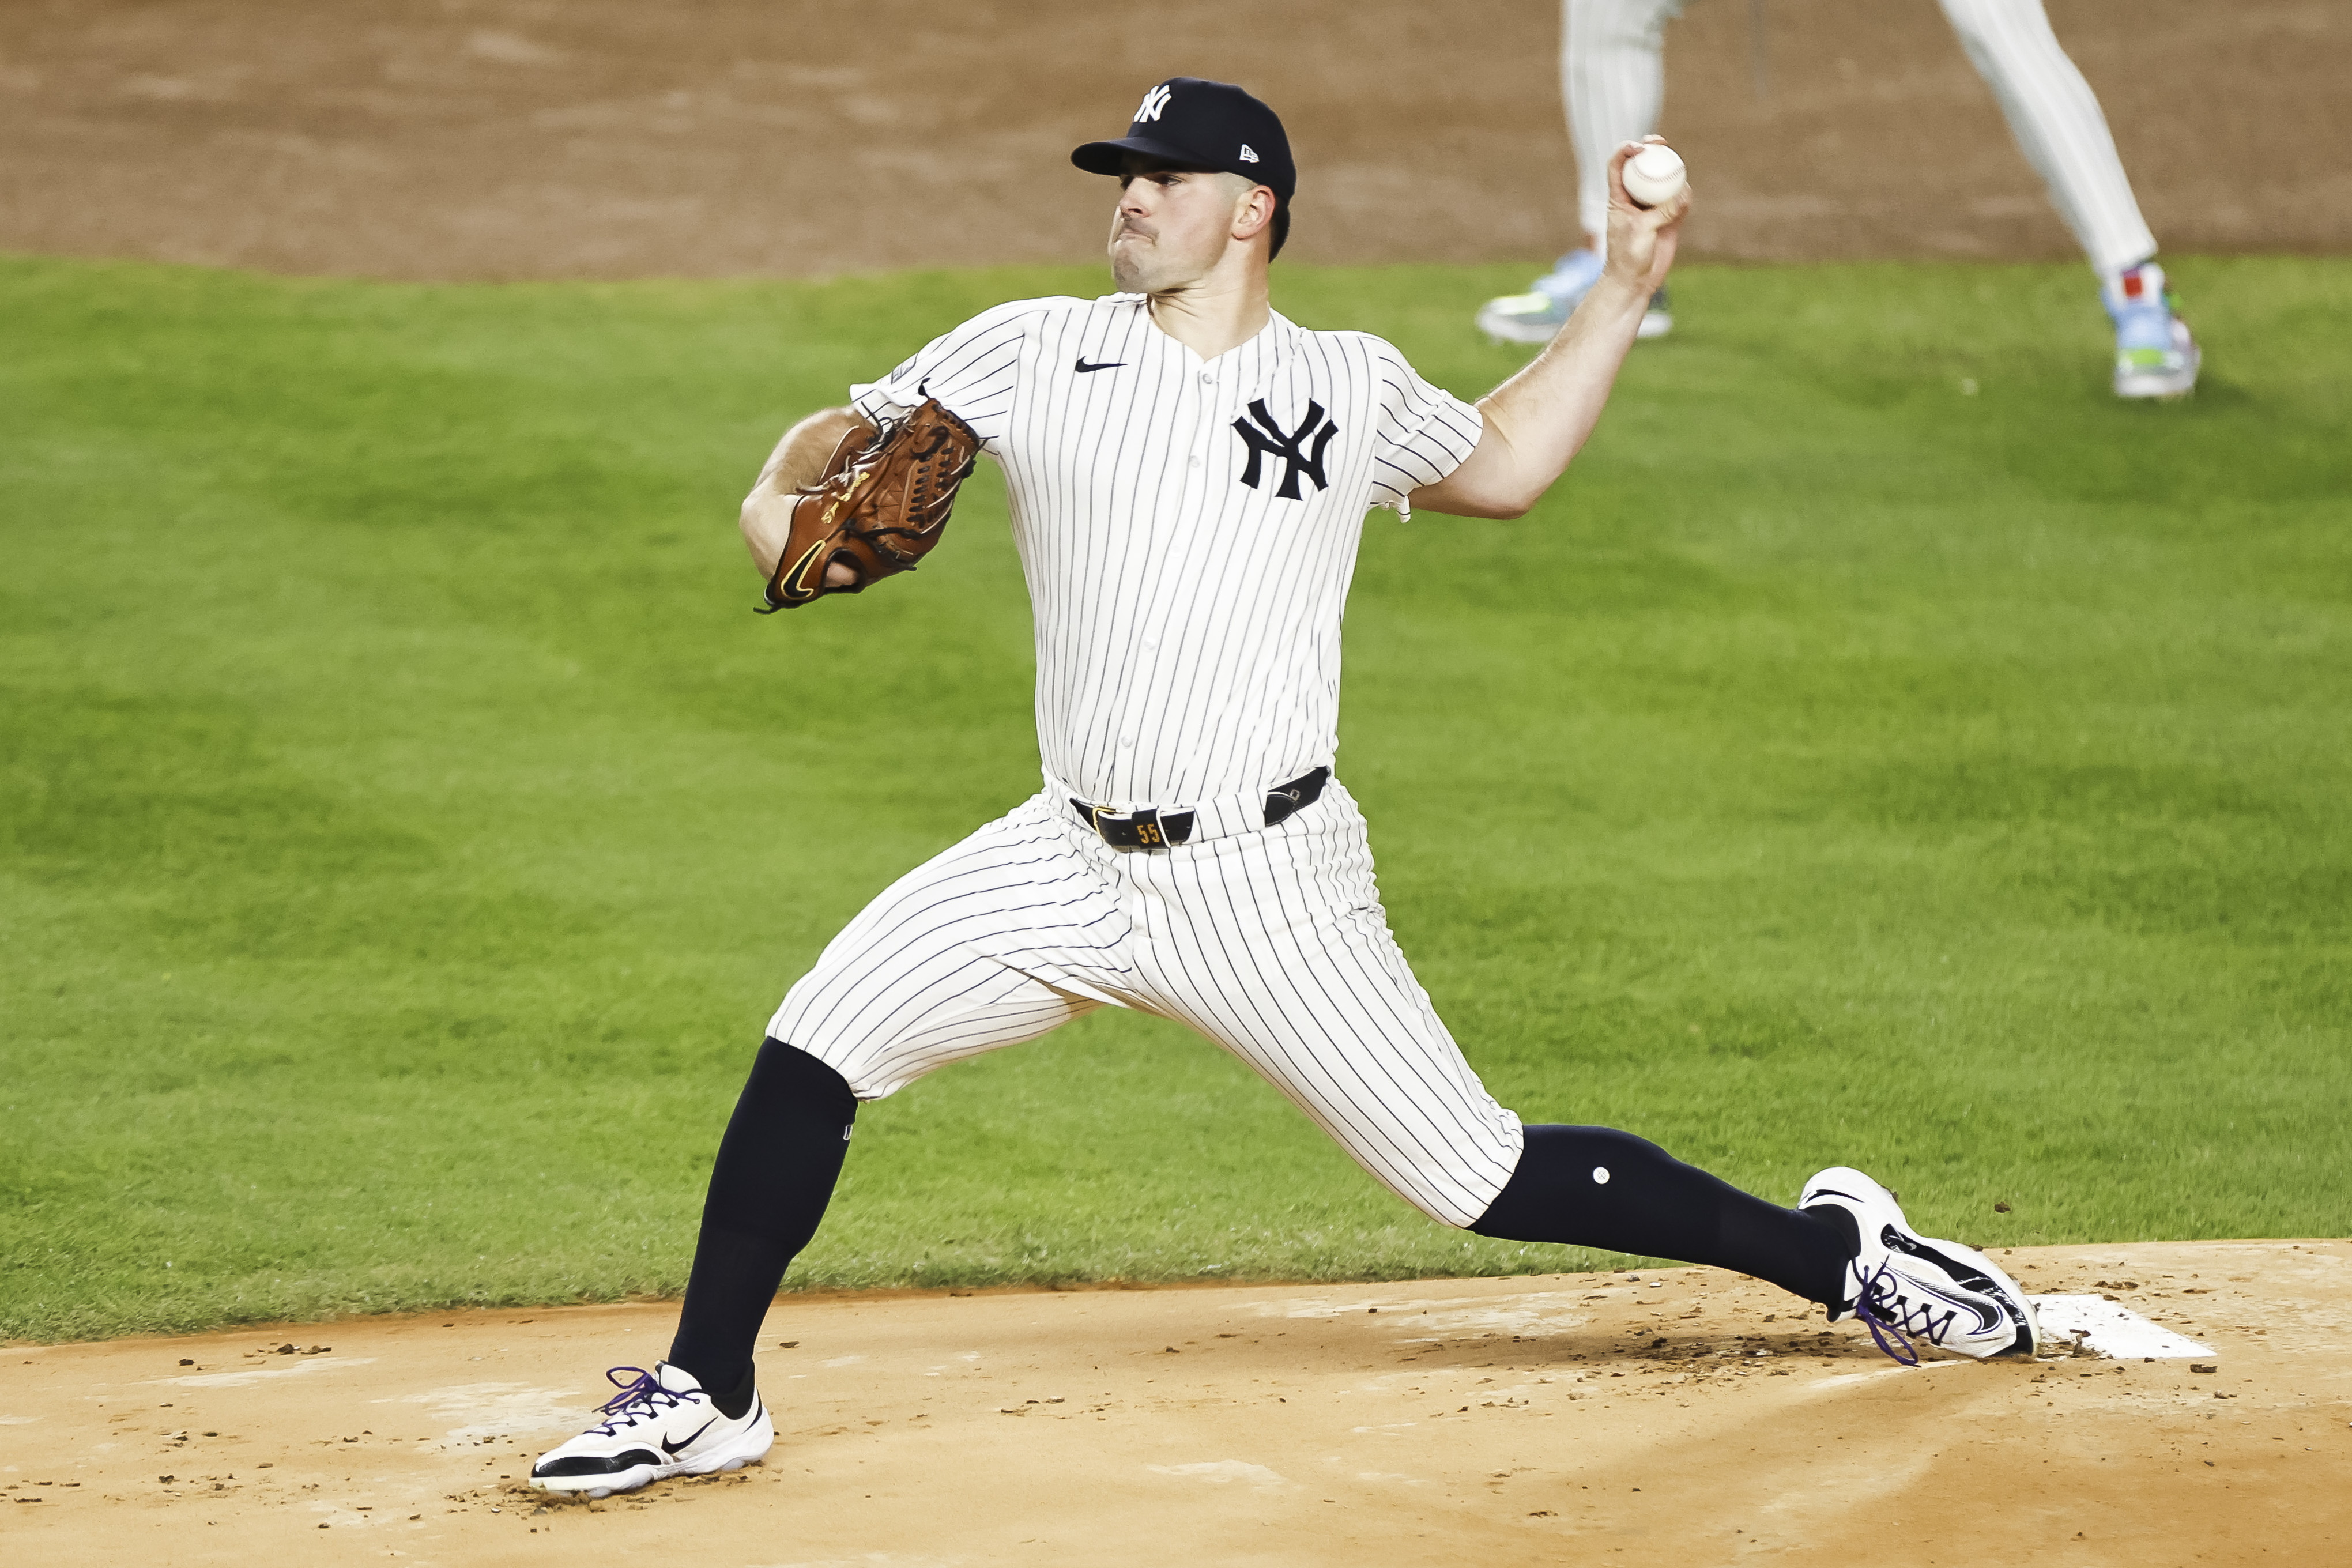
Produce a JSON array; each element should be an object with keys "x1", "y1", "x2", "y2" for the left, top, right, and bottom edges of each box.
[{"x1": 1622, "y1": 142, "x2": 1687, "y2": 209}]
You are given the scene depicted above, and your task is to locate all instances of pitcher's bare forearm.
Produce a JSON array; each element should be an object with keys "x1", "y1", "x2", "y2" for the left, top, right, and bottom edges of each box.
[
  {"x1": 739, "y1": 406, "x2": 874, "y2": 577},
  {"x1": 1454, "y1": 274, "x2": 1655, "y2": 514},
  {"x1": 1410, "y1": 140, "x2": 1691, "y2": 519}
]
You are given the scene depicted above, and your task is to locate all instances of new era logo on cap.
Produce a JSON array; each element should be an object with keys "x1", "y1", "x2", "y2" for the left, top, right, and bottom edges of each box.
[{"x1": 1238, "y1": 145, "x2": 1260, "y2": 163}]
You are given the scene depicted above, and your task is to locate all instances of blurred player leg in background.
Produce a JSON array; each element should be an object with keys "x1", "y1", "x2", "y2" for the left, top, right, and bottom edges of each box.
[
  {"x1": 1477, "y1": 0, "x2": 1681, "y2": 345},
  {"x1": 1479, "y1": 0, "x2": 2200, "y2": 398},
  {"x1": 1936, "y1": 0, "x2": 2199, "y2": 397}
]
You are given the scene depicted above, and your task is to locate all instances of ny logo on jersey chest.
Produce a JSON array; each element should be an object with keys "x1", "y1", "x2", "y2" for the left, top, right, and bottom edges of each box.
[{"x1": 1231, "y1": 398, "x2": 1337, "y2": 500}]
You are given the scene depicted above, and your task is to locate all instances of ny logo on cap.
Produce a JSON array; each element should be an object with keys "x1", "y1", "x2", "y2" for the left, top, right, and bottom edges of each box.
[
  {"x1": 1135, "y1": 84, "x2": 1172, "y2": 123},
  {"x1": 1232, "y1": 398, "x2": 1337, "y2": 500}
]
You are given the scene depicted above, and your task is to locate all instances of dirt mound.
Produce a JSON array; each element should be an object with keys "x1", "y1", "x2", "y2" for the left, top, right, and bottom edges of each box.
[
  {"x1": 1, "y1": 1, "x2": 2344, "y2": 280},
  {"x1": 7, "y1": 1240, "x2": 2346, "y2": 1565}
]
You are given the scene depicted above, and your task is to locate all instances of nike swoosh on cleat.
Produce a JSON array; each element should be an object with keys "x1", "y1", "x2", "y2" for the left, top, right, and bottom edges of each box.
[
  {"x1": 1903, "y1": 1276, "x2": 2004, "y2": 1336},
  {"x1": 659, "y1": 1419, "x2": 715, "y2": 1456},
  {"x1": 1075, "y1": 358, "x2": 1125, "y2": 374}
]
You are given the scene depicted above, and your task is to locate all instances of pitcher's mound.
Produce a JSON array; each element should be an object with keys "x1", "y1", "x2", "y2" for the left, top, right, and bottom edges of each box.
[{"x1": 7, "y1": 1240, "x2": 2347, "y2": 1565}]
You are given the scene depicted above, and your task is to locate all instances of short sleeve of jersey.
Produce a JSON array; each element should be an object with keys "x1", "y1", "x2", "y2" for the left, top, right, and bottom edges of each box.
[
  {"x1": 849, "y1": 297, "x2": 1073, "y2": 450},
  {"x1": 1364, "y1": 340, "x2": 1486, "y2": 513}
]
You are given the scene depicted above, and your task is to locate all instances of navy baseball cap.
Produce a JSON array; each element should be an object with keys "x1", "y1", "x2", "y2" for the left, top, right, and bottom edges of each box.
[{"x1": 1072, "y1": 77, "x2": 1295, "y2": 257}]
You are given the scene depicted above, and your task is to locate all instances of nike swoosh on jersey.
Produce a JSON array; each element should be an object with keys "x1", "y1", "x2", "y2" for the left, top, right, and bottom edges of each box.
[
  {"x1": 659, "y1": 1418, "x2": 715, "y2": 1456},
  {"x1": 1074, "y1": 357, "x2": 1126, "y2": 374}
]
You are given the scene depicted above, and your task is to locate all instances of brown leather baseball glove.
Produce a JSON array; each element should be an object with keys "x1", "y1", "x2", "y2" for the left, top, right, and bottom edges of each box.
[{"x1": 755, "y1": 398, "x2": 981, "y2": 612}]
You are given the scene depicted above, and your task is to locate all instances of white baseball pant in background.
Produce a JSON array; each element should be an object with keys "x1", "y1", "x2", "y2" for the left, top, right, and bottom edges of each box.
[
  {"x1": 769, "y1": 782, "x2": 1527, "y2": 1228},
  {"x1": 1561, "y1": 0, "x2": 2158, "y2": 278}
]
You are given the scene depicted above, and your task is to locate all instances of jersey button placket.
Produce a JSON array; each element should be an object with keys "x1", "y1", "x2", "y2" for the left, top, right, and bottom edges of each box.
[{"x1": 1188, "y1": 365, "x2": 1219, "y2": 487}]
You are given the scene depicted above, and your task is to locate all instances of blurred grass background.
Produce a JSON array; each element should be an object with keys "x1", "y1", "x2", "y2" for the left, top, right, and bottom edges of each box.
[{"x1": 2, "y1": 252, "x2": 2346, "y2": 1342}]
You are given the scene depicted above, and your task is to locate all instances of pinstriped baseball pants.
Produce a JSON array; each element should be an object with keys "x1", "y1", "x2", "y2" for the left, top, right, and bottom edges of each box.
[
  {"x1": 1562, "y1": 0, "x2": 2158, "y2": 277},
  {"x1": 767, "y1": 781, "x2": 1527, "y2": 1228}
]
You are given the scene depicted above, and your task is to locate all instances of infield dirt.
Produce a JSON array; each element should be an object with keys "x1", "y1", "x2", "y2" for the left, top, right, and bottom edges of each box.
[
  {"x1": 6, "y1": 1240, "x2": 2346, "y2": 1566},
  {"x1": 4, "y1": 1, "x2": 2346, "y2": 280}
]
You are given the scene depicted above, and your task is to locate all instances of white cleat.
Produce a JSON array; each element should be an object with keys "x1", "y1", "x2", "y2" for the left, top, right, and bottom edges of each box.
[
  {"x1": 529, "y1": 1362, "x2": 772, "y2": 1498},
  {"x1": 1477, "y1": 287, "x2": 1579, "y2": 345},
  {"x1": 2105, "y1": 261, "x2": 2201, "y2": 401},
  {"x1": 1801, "y1": 1167, "x2": 2040, "y2": 1363},
  {"x1": 2114, "y1": 314, "x2": 2201, "y2": 400},
  {"x1": 1475, "y1": 248, "x2": 1672, "y2": 345}
]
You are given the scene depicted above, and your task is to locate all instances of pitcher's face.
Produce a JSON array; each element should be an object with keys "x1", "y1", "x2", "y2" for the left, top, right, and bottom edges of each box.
[{"x1": 1109, "y1": 161, "x2": 1257, "y2": 294}]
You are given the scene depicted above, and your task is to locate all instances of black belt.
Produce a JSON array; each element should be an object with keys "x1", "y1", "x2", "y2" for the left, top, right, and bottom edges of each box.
[{"x1": 1071, "y1": 765, "x2": 1330, "y2": 850}]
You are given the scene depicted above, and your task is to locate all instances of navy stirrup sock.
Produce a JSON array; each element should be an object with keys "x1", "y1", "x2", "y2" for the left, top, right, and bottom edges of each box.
[
  {"x1": 668, "y1": 1079, "x2": 1853, "y2": 1409},
  {"x1": 667, "y1": 1040, "x2": 858, "y2": 1415},
  {"x1": 1470, "y1": 1125, "x2": 1855, "y2": 1307}
]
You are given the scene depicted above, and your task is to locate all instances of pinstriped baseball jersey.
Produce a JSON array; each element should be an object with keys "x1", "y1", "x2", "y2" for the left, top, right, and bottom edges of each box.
[
  {"x1": 852, "y1": 294, "x2": 1485, "y2": 809},
  {"x1": 764, "y1": 292, "x2": 1528, "y2": 1226}
]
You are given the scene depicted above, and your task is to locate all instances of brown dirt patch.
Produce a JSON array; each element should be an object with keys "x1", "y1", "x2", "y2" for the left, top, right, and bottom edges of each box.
[
  {"x1": 6, "y1": 1240, "x2": 2347, "y2": 1564},
  {"x1": 1, "y1": 1, "x2": 2345, "y2": 281}
]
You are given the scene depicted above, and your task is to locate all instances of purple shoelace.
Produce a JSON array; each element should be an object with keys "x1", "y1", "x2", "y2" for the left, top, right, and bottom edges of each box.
[
  {"x1": 1850, "y1": 1264, "x2": 1923, "y2": 1367},
  {"x1": 590, "y1": 1365, "x2": 690, "y2": 1433}
]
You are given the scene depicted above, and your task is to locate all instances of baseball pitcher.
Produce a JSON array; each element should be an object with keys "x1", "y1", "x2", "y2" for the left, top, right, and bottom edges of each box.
[{"x1": 529, "y1": 77, "x2": 2039, "y2": 1500}]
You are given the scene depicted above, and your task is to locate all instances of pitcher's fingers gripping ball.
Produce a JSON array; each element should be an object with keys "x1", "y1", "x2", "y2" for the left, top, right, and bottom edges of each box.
[
  {"x1": 1619, "y1": 139, "x2": 1685, "y2": 208},
  {"x1": 1599, "y1": 136, "x2": 1690, "y2": 296}
]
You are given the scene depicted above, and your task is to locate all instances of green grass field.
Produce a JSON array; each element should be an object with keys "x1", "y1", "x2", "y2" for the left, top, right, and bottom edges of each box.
[{"x1": 3, "y1": 252, "x2": 2347, "y2": 1344}]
